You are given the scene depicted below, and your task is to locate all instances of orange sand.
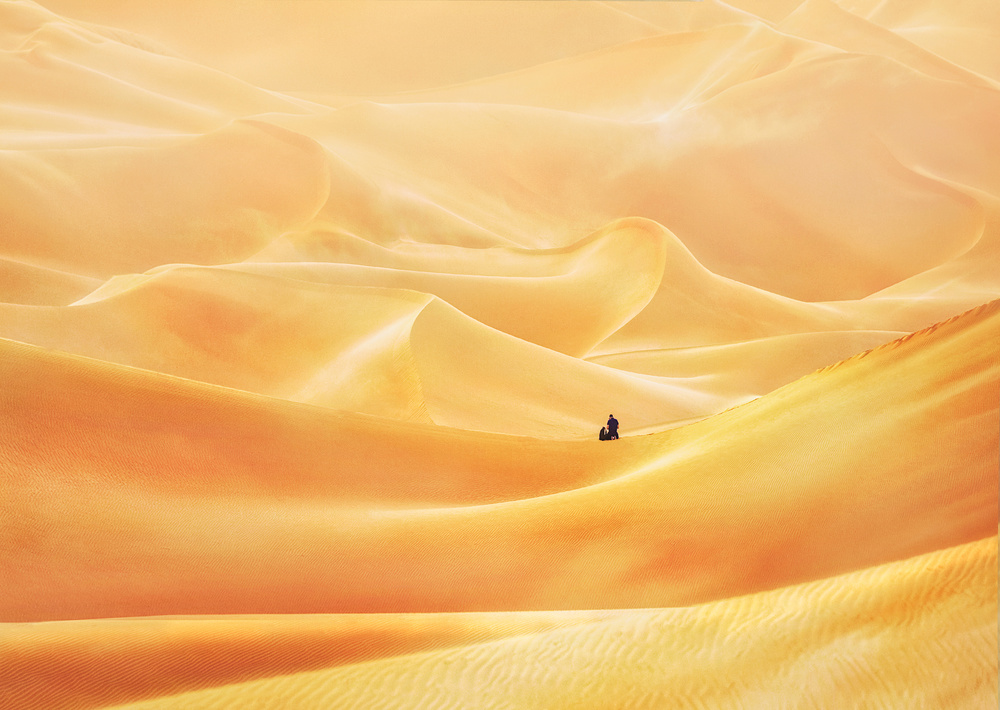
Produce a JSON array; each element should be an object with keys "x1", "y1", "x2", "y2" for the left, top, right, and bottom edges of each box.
[{"x1": 1, "y1": 0, "x2": 997, "y2": 707}]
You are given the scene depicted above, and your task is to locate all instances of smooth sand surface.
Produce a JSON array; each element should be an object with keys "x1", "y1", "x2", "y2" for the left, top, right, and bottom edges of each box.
[{"x1": 1, "y1": 0, "x2": 997, "y2": 707}]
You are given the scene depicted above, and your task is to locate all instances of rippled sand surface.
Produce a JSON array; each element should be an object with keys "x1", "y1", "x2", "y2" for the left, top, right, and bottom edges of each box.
[{"x1": 1, "y1": 0, "x2": 997, "y2": 707}]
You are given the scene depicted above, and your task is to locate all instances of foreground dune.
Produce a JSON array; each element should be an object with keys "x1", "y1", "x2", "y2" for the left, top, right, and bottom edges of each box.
[
  {"x1": 1, "y1": 0, "x2": 998, "y2": 706},
  {"x1": 4, "y1": 536, "x2": 993, "y2": 709}
]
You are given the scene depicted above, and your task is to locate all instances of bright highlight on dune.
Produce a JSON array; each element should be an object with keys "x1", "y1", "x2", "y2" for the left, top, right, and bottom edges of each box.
[{"x1": 1, "y1": 0, "x2": 997, "y2": 708}]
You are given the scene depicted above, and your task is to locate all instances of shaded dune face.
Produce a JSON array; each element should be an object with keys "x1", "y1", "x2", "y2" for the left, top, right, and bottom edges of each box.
[{"x1": 1, "y1": 0, "x2": 998, "y2": 707}]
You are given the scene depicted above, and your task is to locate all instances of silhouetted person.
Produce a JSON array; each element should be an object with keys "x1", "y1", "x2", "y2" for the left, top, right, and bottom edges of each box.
[{"x1": 606, "y1": 414, "x2": 619, "y2": 440}]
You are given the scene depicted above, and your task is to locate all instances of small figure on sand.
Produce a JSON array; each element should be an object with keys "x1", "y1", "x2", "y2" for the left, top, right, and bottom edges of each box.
[{"x1": 600, "y1": 414, "x2": 620, "y2": 441}]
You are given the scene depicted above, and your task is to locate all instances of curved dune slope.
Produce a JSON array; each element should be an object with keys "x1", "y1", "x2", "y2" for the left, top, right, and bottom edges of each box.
[
  {"x1": 587, "y1": 329, "x2": 906, "y2": 401},
  {"x1": 585, "y1": 221, "x2": 855, "y2": 353},
  {"x1": 775, "y1": 0, "x2": 999, "y2": 90},
  {"x1": 0, "y1": 258, "x2": 101, "y2": 306},
  {"x1": 34, "y1": 0, "x2": 681, "y2": 97},
  {"x1": 4, "y1": 0, "x2": 997, "y2": 300},
  {"x1": 0, "y1": 0, "x2": 313, "y2": 142},
  {"x1": 235, "y1": 217, "x2": 667, "y2": 357},
  {"x1": 4, "y1": 536, "x2": 991, "y2": 710},
  {"x1": 0, "y1": 120, "x2": 329, "y2": 278},
  {"x1": 0, "y1": 255, "x2": 727, "y2": 435},
  {"x1": 389, "y1": 23, "x2": 812, "y2": 119},
  {"x1": 0, "y1": 269, "x2": 439, "y2": 421},
  {"x1": 0, "y1": 248, "x2": 728, "y2": 438},
  {"x1": 3, "y1": 301, "x2": 996, "y2": 621},
  {"x1": 407, "y1": 297, "x2": 726, "y2": 436},
  {"x1": 236, "y1": 8, "x2": 1000, "y2": 301},
  {"x1": 832, "y1": 0, "x2": 1000, "y2": 81}
]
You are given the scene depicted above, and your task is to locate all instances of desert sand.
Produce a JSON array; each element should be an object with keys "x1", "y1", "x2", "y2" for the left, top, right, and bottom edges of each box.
[{"x1": 1, "y1": 0, "x2": 997, "y2": 707}]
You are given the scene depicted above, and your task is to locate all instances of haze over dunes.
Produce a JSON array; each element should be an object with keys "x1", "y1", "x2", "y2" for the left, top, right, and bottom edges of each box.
[{"x1": 1, "y1": 0, "x2": 997, "y2": 708}]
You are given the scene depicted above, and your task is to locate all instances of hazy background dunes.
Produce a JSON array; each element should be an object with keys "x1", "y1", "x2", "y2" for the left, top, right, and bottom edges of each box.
[{"x1": 1, "y1": 0, "x2": 997, "y2": 707}]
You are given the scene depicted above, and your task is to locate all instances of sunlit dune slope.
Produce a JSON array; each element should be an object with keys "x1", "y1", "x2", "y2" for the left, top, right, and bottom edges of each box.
[
  {"x1": 0, "y1": 269, "x2": 439, "y2": 421},
  {"x1": 256, "y1": 63, "x2": 995, "y2": 302},
  {"x1": 407, "y1": 297, "x2": 726, "y2": 435},
  {"x1": 619, "y1": 53, "x2": 992, "y2": 300},
  {"x1": 586, "y1": 329, "x2": 905, "y2": 401},
  {"x1": 313, "y1": 0, "x2": 995, "y2": 115},
  {"x1": 0, "y1": 120, "x2": 329, "y2": 278},
  {"x1": 4, "y1": 0, "x2": 997, "y2": 302},
  {"x1": 0, "y1": 254, "x2": 728, "y2": 434},
  {"x1": 0, "y1": 0, "x2": 314, "y2": 141},
  {"x1": 139, "y1": 537, "x2": 997, "y2": 710},
  {"x1": 246, "y1": 214, "x2": 990, "y2": 404},
  {"x1": 0, "y1": 258, "x2": 100, "y2": 306},
  {"x1": 34, "y1": 0, "x2": 673, "y2": 96},
  {"x1": 775, "y1": 0, "x2": 998, "y2": 90},
  {"x1": 389, "y1": 23, "x2": 813, "y2": 120},
  {"x1": 256, "y1": 216, "x2": 903, "y2": 360},
  {"x1": 236, "y1": 217, "x2": 666, "y2": 357},
  {"x1": 226, "y1": 2, "x2": 998, "y2": 302},
  {"x1": 2, "y1": 537, "x2": 992, "y2": 710},
  {"x1": 831, "y1": 0, "x2": 1000, "y2": 81},
  {"x1": 3, "y1": 301, "x2": 995, "y2": 620},
  {"x1": 584, "y1": 221, "x2": 855, "y2": 353},
  {"x1": 0, "y1": 610, "x2": 619, "y2": 710}
]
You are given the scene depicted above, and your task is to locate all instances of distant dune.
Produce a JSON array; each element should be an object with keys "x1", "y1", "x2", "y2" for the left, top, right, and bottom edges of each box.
[{"x1": 1, "y1": 0, "x2": 997, "y2": 707}]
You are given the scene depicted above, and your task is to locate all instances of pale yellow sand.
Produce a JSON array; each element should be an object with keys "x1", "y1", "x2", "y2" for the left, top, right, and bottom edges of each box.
[
  {"x1": 1, "y1": 0, "x2": 998, "y2": 707},
  {"x1": 2, "y1": 538, "x2": 994, "y2": 709}
]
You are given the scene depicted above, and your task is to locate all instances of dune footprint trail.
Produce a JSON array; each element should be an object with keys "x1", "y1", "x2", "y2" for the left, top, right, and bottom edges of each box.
[{"x1": 2, "y1": 0, "x2": 999, "y2": 707}]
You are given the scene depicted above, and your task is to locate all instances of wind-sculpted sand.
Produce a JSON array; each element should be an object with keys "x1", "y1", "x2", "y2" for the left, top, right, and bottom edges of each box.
[{"x1": 1, "y1": 0, "x2": 998, "y2": 707}]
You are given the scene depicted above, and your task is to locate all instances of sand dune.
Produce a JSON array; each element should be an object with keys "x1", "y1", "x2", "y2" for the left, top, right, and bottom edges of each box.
[
  {"x1": 0, "y1": 0, "x2": 314, "y2": 140},
  {"x1": 0, "y1": 256, "x2": 727, "y2": 434},
  {"x1": 252, "y1": 58, "x2": 995, "y2": 301},
  {"x1": 0, "y1": 257, "x2": 100, "y2": 306},
  {"x1": 36, "y1": 0, "x2": 674, "y2": 96},
  {"x1": 388, "y1": 23, "x2": 812, "y2": 120},
  {"x1": 0, "y1": 268, "x2": 440, "y2": 418},
  {"x1": 0, "y1": 120, "x2": 329, "y2": 278},
  {"x1": 4, "y1": 536, "x2": 989, "y2": 710},
  {"x1": 778, "y1": 0, "x2": 998, "y2": 87},
  {"x1": 0, "y1": 215, "x2": 941, "y2": 435},
  {"x1": 2, "y1": 0, "x2": 998, "y2": 706},
  {"x1": 833, "y1": 0, "x2": 1000, "y2": 81},
  {"x1": 587, "y1": 329, "x2": 906, "y2": 399},
  {"x1": 236, "y1": 218, "x2": 668, "y2": 357},
  {"x1": 0, "y1": 610, "x2": 623, "y2": 710},
  {"x1": 4, "y1": 301, "x2": 995, "y2": 622}
]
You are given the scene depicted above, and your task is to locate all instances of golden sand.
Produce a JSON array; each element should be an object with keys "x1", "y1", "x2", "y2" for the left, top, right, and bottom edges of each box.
[{"x1": 1, "y1": 0, "x2": 997, "y2": 707}]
